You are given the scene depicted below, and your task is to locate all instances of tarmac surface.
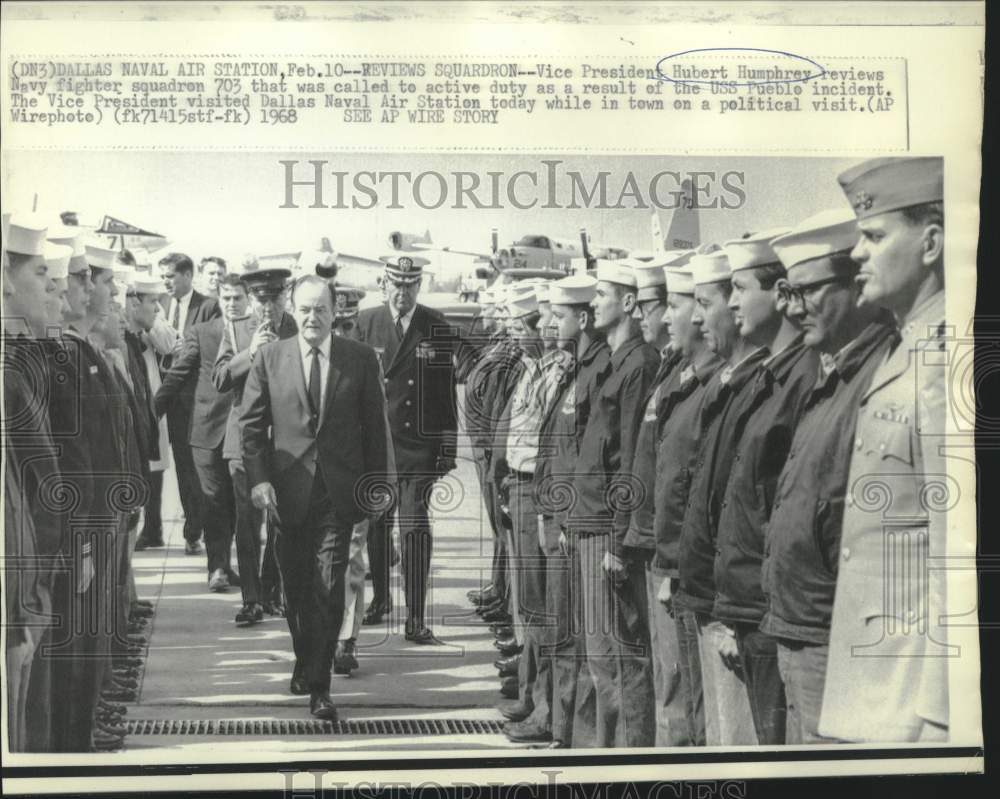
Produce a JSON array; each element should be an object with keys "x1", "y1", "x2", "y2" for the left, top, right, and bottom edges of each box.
[{"x1": 126, "y1": 450, "x2": 528, "y2": 753}]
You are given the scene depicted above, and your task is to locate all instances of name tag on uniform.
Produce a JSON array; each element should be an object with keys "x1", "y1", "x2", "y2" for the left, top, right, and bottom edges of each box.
[
  {"x1": 560, "y1": 382, "x2": 577, "y2": 415},
  {"x1": 416, "y1": 341, "x2": 435, "y2": 359},
  {"x1": 874, "y1": 401, "x2": 909, "y2": 424},
  {"x1": 90, "y1": 365, "x2": 99, "y2": 374}
]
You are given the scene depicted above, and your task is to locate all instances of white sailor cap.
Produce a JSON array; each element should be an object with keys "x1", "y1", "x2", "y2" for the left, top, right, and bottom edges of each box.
[
  {"x1": 85, "y1": 243, "x2": 119, "y2": 270},
  {"x1": 724, "y1": 227, "x2": 789, "y2": 272},
  {"x1": 631, "y1": 259, "x2": 668, "y2": 302},
  {"x1": 690, "y1": 249, "x2": 732, "y2": 286},
  {"x1": 44, "y1": 242, "x2": 73, "y2": 280},
  {"x1": 47, "y1": 226, "x2": 89, "y2": 275},
  {"x1": 771, "y1": 209, "x2": 859, "y2": 270},
  {"x1": 595, "y1": 259, "x2": 637, "y2": 288},
  {"x1": 533, "y1": 281, "x2": 551, "y2": 304},
  {"x1": 5, "y1": 214, "x2": 48, "y2": 256},
  {"x1": 506, "y1": 285, "x2": 539, "y2": 319},
  {"x1": 664, "y1": 268, "x2": 695, "y2": 295},
  {"x1": 131, "y1": 275, "x2": 169, "y2": 295},
  {"x1": 549, "y1": 273, "x2": 598, "y2": 306}
]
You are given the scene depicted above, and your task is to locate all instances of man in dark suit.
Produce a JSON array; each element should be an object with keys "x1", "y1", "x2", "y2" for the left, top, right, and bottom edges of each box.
[
  {"x1": 155, "y1": 271, "x2": 242, "y2": 588},
  {"x1": 241, "y1": 275, "x2": 389, "y2": 720},
  {"x1": 213, "y1": 267, "x2": 298, "y2": 625},
  {"x1": 355, "y1": 255, "x2": 458, "y2": 643},
  {"x1": 157, "y1": 252, "x2": 221, "y2": 554}
]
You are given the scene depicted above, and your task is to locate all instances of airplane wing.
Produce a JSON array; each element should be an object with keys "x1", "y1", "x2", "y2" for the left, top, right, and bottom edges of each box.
[{"x1": 388, "y1": 229, "x2": 495, "y2": 261}]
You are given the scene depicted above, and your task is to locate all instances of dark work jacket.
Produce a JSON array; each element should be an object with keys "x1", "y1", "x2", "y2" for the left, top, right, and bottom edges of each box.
[
  {"x1": 355, "y1": 303, "x2": 458, "y2": 474},
  {"x1": 463, "y1": 333, "x2": 518, "y2": 451},
  {"x1": 124, "y1": 331, "x2": 159, "y2": 464},
  {"x1": 673, "y1": 347, "x2": 770, "y2": 615},
  {"x1": 155, "y1": 317, "x2": 231, "y2": 450},
  {"x1": 535, "y1": 336, "x2": 611, "y2": 526},
  {"x1": 712, "y1": 341, "x2": 819, "y2": 624},
  {"x1": 567, "y1": 333, "x2": 659, "y2": 544},
  {"x1": 105, "y1": 353, "x2": 145, "y2": 488},
  {"x1": 760, "y1": 320, "x2": 896, "y2": 644},
  {"x1": 652, "y1": 353, "x2": 725, "y2": 575},
  {"x1": 622, "y1": 347, "x2": 685, "y2": 553},
  {"x1": 213, "y1": 312, "x2": 298, "y2": 460}
]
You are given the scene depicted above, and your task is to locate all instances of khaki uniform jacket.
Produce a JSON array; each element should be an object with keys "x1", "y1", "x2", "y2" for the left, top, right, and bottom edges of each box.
[{"x1": 819, "y1": 291, "x2": 949, "y2": 742}]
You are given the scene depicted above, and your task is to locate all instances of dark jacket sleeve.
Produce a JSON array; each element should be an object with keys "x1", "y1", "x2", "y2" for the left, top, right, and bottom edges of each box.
[
  {"x1": 213, "y1": 322, "x2": 254, "y2": 393},
  {"x1": 240, "y1": 348, "x2": 273, "y2": 489},
  {"x1": 612, "y1": 359, "x2": 659, "y2": 548},
  {"x1": 361, "y1": 346, "x2": 390, "y2": 483},
  {"x1": 154, "y1": 326, "x2": 201, "y2": 417}
]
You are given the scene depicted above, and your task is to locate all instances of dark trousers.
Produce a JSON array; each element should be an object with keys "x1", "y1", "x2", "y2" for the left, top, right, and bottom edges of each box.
[
  {"x1": 368, "y1": 474, "x2": 435, "y2": 627},
  {"x1": 509, "y1": 479, "x2": 547, "y2": 715},
  {"x1": 546, "y1": 528, "x2": 597, "y2": 747},
  {"x1": 576, "y1": 534, "x2": 656, "y2": 748},
  {"x1": 734, "y1": 623, "x2": 787, "y2": 745},
  {"x1": 274, "y1": 476, "x2": 352, "y2": 692},
  {"x1": 190, "y1": 444, "x2": 235, "y2": 575},
  {"x1": 167, "y1": 406, "x2": 203, "y2": 544},
  {"x1": 473, "y1": 446, "x2": 507, "y2": 597},
  {"x1": 140, "y1": 469, "x2": 164, "y2": 541},
  {"x1": 674, "y1": 606, "x2": 707, "y2": 746},
  {"x1": 229, "y1": 458, "x2": 263, "y2": 605}
]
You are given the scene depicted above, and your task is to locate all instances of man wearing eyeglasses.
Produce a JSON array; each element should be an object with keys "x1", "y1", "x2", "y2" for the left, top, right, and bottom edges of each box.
[
  {"x1": 759, "y1": 209, "x2": 896, "y2": 744},
  {"x1": 820, "y1": 157, "x2": 949, "y2": 743}
]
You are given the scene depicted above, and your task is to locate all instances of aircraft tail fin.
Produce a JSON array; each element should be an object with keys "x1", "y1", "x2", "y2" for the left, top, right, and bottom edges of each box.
[{"x1": 663, "y1": 178, "x2": 700, "y2": 251}]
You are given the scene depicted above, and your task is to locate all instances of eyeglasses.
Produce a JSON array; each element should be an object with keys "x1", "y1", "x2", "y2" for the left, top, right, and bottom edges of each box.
[{"x1": 778, "y1": 275, "x2": 853, "y2": 307}]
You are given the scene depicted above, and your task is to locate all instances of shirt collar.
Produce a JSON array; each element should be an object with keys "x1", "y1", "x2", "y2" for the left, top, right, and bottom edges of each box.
[
  {"x1": 820, "y1": 319, "x2": 895, "y2": 382},
  {"x1": 609, "y1": 332, "x2": 646, "y2": 369},
  {"x1": 578, "y1": 335, "x2": 607, "y2": 366},
  {"x1": 299, "y1": 334, "x2": 332, "y2": 360},
  {"x1": 899, "y1": 290, "x2": 945, "y2": 341},
  {"x1": 175, "y1": 289, "x2": 193, "y2": 305},
  {"x1": 393, "y1": 305, "x2": 416, "y2": 324},
  {"x1": 719, "y1": 346, "x2": 768, "y2": 387}
]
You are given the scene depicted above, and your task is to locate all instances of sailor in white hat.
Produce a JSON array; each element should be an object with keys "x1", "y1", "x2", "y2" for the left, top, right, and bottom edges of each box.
[{"x1": 4, "y1": 214, "x2": 55, "y2": 338}]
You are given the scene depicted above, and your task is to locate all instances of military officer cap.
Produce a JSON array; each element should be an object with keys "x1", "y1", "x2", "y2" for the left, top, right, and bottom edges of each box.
[
  {"x1": 44, "y1": 241, "x2": 72, "y2": 280},
  {"x1": 131, "y1": 275, "x2": 169, "y2": 296},
  {"x1": 772, "y1": 208, "x2": 859, "y2": 272},
  {"x1": 242, "y1": 266, "x2": 291, "y2": 299},
  {"x1": 837, "y1": 156, "x2": 943, "y2": 220},
  {"x1": 334, "y1": 284, "x2": 366, "y2": 320},
  {"x1": 595, "y1": 259, "x2": 637, "y2": 289},
  {"x1": 724, "y1": 227, "x2": 789, "y2": 272},
  {"x1": 690, "y1": 249, "x2": 732, "y2": 286},
  {"x1": 380, "y1": 254, "x2": 429, "y2": 284},
  {"x1": 47, "y1": 225, "x2": 90, "y2": 274},
  {"x1": 630, "y1": 258, "x2": 668, "y2": 302},
  {"x1": 85, "y1": 242, "x2": 118, "y2": 271},
  {"x1": 548, "y1": 273, "x2": 598, "y2": 306},
  {"x1": 5, "y1": 214, "x2": 48, "y2": 256}
]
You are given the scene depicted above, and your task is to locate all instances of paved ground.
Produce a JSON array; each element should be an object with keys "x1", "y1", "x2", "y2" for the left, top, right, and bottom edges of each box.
[{"x1": 126, "y1": 451, "x2": 528, "y2": 752}]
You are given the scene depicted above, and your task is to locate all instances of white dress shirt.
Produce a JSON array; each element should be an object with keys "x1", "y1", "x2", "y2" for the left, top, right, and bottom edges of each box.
[
  {"x1": 394, "y1": 305, "x2": 416, "y2": 337},
  {"x1": 298, "y1": 334, "x2": 332, "y2": 414},
  {"x1": 167, "y1": 289, "x2": 194, "y2": 333}
]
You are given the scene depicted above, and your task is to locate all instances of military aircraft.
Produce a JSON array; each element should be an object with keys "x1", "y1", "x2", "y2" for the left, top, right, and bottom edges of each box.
[{"x1": 387, "y1": 178, "x2": 700, "y2": 278}]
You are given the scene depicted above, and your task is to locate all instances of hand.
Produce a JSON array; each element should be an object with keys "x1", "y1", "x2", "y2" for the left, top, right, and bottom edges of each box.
[
  {"x1": 558, "y1": 530, "x2": 568, "y2": 556},
  {"x1": 76, "y1": 552, "x2": 95, "y2": 594},
  {"x1": 602, "y1": 550, "x2": 627, "y2": 584},
  {"x1": 536, "y1": 514, "x2": 547, "y2": 553},
  {"x1": 712, "y1": 622, "x2": 742, "y2": 673},
  {"x1": 657, "y1": 576, "x2": 672, "y2": 607},
  {"x1": 251, "y1": 481, "x2": 278, "y2": 512},
  {"x1": 249, "y1": 324, "x2": 278, "y2": 356},
  {"x1": 170, "y1": 336, "x2": 185, "y2": 354}
]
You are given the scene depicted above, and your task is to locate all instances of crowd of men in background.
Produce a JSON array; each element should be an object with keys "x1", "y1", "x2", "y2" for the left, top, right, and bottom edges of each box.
[
  {"x1": 461, "y1": 156, "x2": 949, "y2": 748},
  {"x1": 3, "y1": 154, "x2": 949, "y2": 751}
]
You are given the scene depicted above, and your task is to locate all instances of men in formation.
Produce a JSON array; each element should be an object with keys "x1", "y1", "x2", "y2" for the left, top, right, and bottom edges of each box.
[
  {"x1": 4, "y1": 154, "x2": 950, "y2": 748},
  {"x1": 461, "y1": 156, "x2": 950, "y2": 747}
]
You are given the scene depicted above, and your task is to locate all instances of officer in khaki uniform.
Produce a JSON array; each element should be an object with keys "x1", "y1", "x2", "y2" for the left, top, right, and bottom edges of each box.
[{"x1": 820, "y1": 157, "x2": 950, "y2": 742}]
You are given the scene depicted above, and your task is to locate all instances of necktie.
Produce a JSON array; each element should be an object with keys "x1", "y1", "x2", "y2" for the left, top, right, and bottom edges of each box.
[
  {"x1": 395, "y1": 315, "x2": 405, "y2": 340},
  {"x1": 171, "y1": 300, "x2": 180, "y2": 331},
  {"x1": 308, "y1": 347, "x2": 322, "y2": 419}
]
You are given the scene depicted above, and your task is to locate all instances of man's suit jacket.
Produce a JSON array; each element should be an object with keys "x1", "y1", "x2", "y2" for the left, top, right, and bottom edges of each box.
[
  {"x1": 240, "y1": 334, "x2": 389, "y2": 528},
  {"x1": 355, "y1": 303, "x2": 458, "y2": 474},
  {"x1": 213, "y1": 312, "x2": 298, "y2": 460},
  {"x1": 124, "y1": 330, "x2": 159, "y2": 464},
  {"x1": 155, "y1": 317, "x2": 231, "y2": 451}
]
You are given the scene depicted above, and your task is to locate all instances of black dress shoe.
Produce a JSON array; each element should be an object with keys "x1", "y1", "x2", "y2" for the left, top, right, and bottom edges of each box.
[
  {"x1": 494, "y1": 637, "x2": 523, "y2": 656},
  {"x1": 490, "y1": 623, "x2": 514, "y2": 637},
  {"x1": 235, "y1": 603, "x2": 264, "y2": 626},
  {"x1": 475, "y1": 598, "x2": 505, "y2": 617},
  {"x1": 130, "y1": 605, "x2": 154, "y2": 618},
  {"x1": 184, "y1": 540, "x2": 203, "y2": 556},
  {"x1": 468, "y1": 586, "x2": 500, "y2": 606},
  {"x1": 290, "y1": 662, "x2": 310, "y2": 695},
  {"x1": 497, "y1": 698, "x2": 534, "y2": 722},
  {"x1": 134, "y1": 536, "x2": 164, "y2": 551},
  {"x1": 362, "y1": 598, "x2": 391, "y2": 626},
  {"x1": 482, "y1": 607, "x2": 512, "y2": 624},
  {"x1": 333, "y1": 640, "x2": 359, "y2": 675},
  {"x1": 504, "y1": 720, "x2": 553, "y2": 743},
  {"x1": 102, "y1": 686, "x2": 136, "y2": 702},
  {"x1": 499, "y1": 675, "x2": 518, "y2": 699},
  {"x1": 309, "y1": 691, "x2": 339, "y2": 721},
  {"x1": 404, "y1": 625, "x2": 443, "y2": 645},
  {"x1": 495, "y1": 654, "x2": 520, "y2": 677}
]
